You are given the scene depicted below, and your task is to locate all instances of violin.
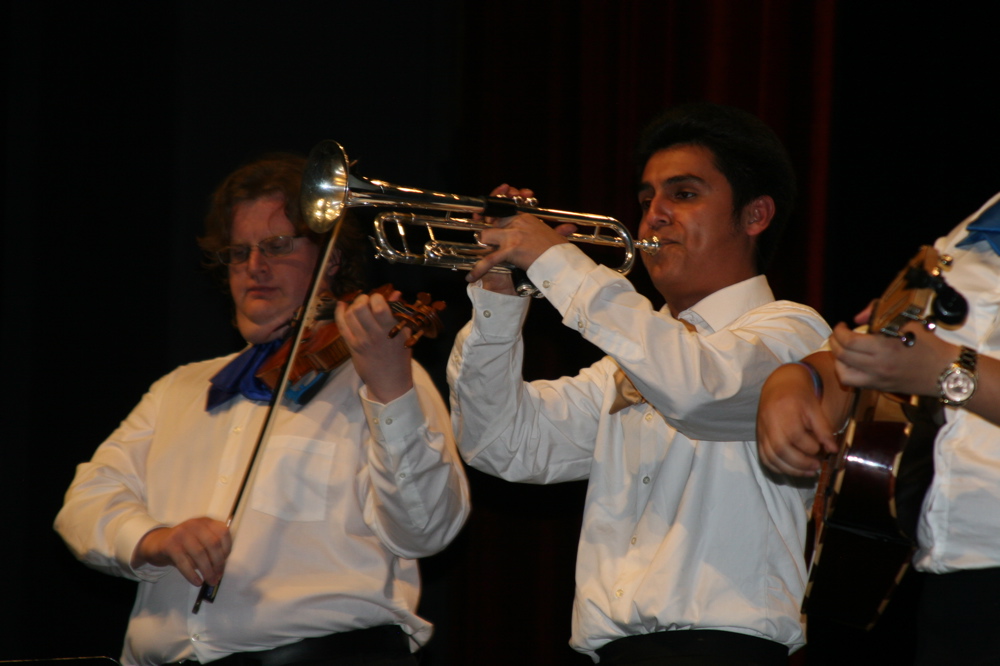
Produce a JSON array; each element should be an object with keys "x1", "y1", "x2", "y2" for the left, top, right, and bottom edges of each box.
[{"x1": 255, "y1": 284, "x2": 446, "y2": 403}]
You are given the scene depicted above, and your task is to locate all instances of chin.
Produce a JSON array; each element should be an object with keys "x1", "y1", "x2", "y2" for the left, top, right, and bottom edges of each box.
[
  {"x1": 238, "y1": 328, "x2": 270, "y2": 345},
  {"x1": 236, "y1": 315, "x2": 286, "y2": 345}
]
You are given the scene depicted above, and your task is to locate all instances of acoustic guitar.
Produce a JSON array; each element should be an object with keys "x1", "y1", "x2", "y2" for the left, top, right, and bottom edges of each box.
[{"x1": 802, "y1": 246, "x2": 967, "y2": 630}]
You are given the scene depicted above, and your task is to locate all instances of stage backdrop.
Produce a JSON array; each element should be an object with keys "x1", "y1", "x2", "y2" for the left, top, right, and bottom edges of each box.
[{"x1": 6, "y1": 2, "x2": 1000, "y2": 665}]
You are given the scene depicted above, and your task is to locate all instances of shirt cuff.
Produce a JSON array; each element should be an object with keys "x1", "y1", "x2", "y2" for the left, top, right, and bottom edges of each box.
[
  {"x1": 116, "y1": 514, "x2": 171, "y2": 581},
  {"x1": 360, "y1": 385, "x2": 424, "y2": 450},
  {"x1": 466, "y1": 282, "x2": 532, "y2": 341},
  {"x1": 526, "y1": 243, "x2": 598, "y2": 311}
]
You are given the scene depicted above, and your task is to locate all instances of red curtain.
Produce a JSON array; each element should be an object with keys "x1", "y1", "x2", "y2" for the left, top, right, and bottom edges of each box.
[{"x1": 455, "y1": 0, "x2": 836, "y2": 310}]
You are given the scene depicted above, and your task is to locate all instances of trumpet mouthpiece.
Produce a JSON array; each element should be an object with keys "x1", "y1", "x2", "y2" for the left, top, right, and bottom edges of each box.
[{"x1": 637, "y1": 236, "x2": 662, "y2": 255}]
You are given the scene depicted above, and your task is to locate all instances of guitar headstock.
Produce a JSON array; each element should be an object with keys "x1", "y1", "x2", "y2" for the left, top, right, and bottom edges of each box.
[{"x1": 871, "y1": 246, "x2": 967, "y2": 344}]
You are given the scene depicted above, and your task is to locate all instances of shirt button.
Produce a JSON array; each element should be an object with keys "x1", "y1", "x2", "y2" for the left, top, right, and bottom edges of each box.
[
  {"x1": 630, "y1": 536, "x2": 637, "y2": 545},
  {"x1": 542, "y1": 280, "x2": 551, "y2": 288},
  {"x1": 577, "y1": 320, "x2": 584, "y2": 329},
  {"x1": 233, "y1": 426, "x2": 242, "y2": 434},
  {"x1": 399, "y1": 472, "x2": 407, "y2": 480},
  {"x1": 642, "y1": 476, "x2": 650, "y2": 485},
  {"x1": 483, "y1": 310, "x2": 492, "y2": 318},
  {"x1": 644, "y1": 413, "x2": 653, "y2": 422},
  {"x1": 219, "y1": 476, "x2": 229, "y2": 484},
  {"x1": 191, "y1": 634, "x2": 201, "y2": 642},
  {"x1": 373, "y1": 417, "x2": 379, "y2": 424},
  {"x1": 384, "y1": 417, "x2": 393, "y2": 425},
  {"x1": 615, "y1": 589, "x2": 624, "y2": 598}
]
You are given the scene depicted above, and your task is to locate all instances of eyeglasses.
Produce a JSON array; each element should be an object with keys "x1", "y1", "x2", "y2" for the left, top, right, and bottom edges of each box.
[{"x1": 216, "y1": 235, "x2": 303, "y2": 265}]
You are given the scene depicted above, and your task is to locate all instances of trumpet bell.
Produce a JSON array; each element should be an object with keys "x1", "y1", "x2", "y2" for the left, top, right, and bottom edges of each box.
[{"x1": 302, "y1": 141, "x2": 351, "y2": 233}]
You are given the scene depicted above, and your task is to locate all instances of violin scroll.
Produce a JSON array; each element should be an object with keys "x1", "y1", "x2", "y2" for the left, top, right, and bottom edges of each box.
[{"x1": 387, "y1": 290, "x2": 446, "y2": 347}]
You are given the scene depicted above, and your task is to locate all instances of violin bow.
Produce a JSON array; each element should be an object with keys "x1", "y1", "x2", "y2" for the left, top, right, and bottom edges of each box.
[{"x1": 192, "y1": 213, "x2": 345, "y2": 613}]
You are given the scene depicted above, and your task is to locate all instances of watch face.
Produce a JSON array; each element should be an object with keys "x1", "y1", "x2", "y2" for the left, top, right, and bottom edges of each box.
[{"x1": 941, "y1": 367, "x2": 976, "y2": 404}]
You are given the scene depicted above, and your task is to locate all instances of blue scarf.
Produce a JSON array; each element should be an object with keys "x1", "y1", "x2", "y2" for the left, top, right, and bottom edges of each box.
[
  {"x1": 957, "y1": 197, "x2": 1000, "y2": 255},
  {"x1": 206, "y1": 338, "x2": 284, "y2": 410}
]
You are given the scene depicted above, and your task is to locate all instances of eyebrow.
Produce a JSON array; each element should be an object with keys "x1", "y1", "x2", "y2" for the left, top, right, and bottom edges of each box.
[{"x1": 637, "y1": 173, "x2": 709, "y2": 195}]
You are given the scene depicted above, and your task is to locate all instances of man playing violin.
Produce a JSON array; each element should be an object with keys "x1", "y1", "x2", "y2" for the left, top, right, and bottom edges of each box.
[
  {"x1": 447, "y1": 103, "x2": 831, "y2": 664},
  {"x1": 756, "y1": 194, "x2": 1000, "y2": 664},
  {"x1": 55, "y1": 154, "x2": 470, "y2": 666}
]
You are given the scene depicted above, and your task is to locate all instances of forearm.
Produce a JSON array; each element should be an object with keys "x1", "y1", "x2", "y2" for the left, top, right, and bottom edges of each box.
[
  {"x1": 796, "y1": 352, "x2": 854, "y2": 431},
  {"x1": 831, "y1": 322, "x2": 1000, "y2": 425},
  {"x1": 965, "y1": 353, "x2": 1000, "y2": 425},
  {"x1": 447, "y1": 285, "x2": 599, "y2": 483},
  {"x1": 894, "y1": 336, "x2": 1000, "y2": 425},
  {"x1": 904, "y1": 337, "x2": 1000, "y2": 425},
  {"x1": 360, "y1": 368, "x2": 470, "y2": 558},
  {"x1": 55, "y1": 455, "x2": 166, "y2": 581},
  {"x1": 756, "y1": 351, "x2": 853, "y2": 477},
  {"x1": 527, "y1": 245, "x2": 831, "y2": 441}
]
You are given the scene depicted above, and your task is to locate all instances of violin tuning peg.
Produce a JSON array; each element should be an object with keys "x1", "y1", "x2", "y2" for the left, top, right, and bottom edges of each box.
[{"x1": 405, "y1": 330, "x2": 425, "y2": 348}]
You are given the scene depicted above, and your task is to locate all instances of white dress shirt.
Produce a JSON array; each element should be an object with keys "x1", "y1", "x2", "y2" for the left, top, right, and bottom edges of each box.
[
  {"x1": 914, "y1": 193, "x2": 1000, "y2": 573},
  {"x1": 56, "y1": 353, "x2": 470, "y2": 666},
  {"x1": 447, "y1": 244, "x2": 831, "y2": 660}
]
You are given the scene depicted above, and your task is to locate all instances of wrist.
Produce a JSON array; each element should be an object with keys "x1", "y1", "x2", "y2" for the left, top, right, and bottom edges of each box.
[
  {"x1": 479, "y1": 272, "x2": 517, "y2": 295},
  {"x1": 937, "y1": 345, "x2": 978, "y2": 406},
  {"x1": 366, "y1": 379, "x2": 413, "y2": 405},
  {"x1": 789, "y1": 361, "x2": 824, "y2": 398},
  {"x1": 131, "y1": 526, "x2": 168, "y2": 568}
]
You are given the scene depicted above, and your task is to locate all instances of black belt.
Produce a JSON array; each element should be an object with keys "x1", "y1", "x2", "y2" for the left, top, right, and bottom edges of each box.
[
  {"x1": 595, "y1": 629, "x2": 788, "y2": 665},
  {"x1": 170, "y1": 625, "x2": 412, "y2": 666}
]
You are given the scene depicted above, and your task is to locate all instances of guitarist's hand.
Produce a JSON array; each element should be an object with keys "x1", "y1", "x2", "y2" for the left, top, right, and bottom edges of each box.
[
  {"x1": 831, "y1": 320, "x2": 953, "y2": 397},
  {"x1": 757, "y1": 359, "x2": 840, "y2": 477}
]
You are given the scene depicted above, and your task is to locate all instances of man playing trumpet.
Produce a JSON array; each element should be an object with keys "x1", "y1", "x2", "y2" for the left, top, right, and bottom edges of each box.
[{"x1": 448, "y1": 103, "x2": 830, "y2": 664}]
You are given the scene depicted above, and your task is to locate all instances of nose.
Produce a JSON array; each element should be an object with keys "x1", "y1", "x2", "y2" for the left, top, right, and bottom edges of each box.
[
  {"x1": 246, "y1": 246, "x2": 271, "y2": 276},
  {"x1": 642, "y1": 195, "x2": 670, "y2": 231}
]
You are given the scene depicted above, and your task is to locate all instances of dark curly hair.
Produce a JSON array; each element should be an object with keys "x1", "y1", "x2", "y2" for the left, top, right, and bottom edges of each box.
[
  {"x1": 198, "y1": 153, "x2": 367, "y2": 297},
  {"x1": 636, "y1": 103, "x2": 796, "y2": 273}
]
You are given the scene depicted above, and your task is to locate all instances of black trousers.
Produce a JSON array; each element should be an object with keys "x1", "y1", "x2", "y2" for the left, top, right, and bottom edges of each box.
[
  {"x1": 916, "y1": 567, "x2": 1000, "y2": 666},
  {"x1": 595, "y1": 630, "x2": 788, "y2": 666},
  {"x1": 167, "y1": 626, "x2": 417, "y2": 666}
]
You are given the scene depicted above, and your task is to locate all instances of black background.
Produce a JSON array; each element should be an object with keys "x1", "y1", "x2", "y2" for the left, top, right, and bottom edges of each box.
[{"x1": 4, "y1": 2, "x2": 1000, "y2": 664}]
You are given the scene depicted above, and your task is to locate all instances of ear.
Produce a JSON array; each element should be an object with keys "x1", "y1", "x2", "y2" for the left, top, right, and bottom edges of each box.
[
  {"x1": 325, "y1": 249, "x2": 342, "y2": 278},
  {"x1": 741, "y1": 196, "x2": 774, "y2": 238},
  {"x1": 318, "y1": 249, "x2": 342, "y2": 292}
]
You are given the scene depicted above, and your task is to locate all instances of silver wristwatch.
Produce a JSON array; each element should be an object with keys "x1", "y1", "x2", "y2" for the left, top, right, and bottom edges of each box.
[{"x1": 938, "y1": 345, "x2": 978, "y2": 406}]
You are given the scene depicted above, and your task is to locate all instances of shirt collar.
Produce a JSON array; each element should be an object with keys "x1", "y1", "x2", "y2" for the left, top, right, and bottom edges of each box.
[{"x1": 676, "y1": 274, "x2": 774, "y2": 334}]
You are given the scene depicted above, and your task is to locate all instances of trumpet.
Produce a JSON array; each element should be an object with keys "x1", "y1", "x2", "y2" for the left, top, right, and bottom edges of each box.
[{"x1": 301, "y1": 140, "x2": 660, "y2": 295}]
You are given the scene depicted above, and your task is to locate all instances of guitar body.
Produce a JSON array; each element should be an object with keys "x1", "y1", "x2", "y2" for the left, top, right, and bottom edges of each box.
[
  {"x1": 804, "y1": 391, "x2": 940, "y2": 630},
  {"x1": 802, "y1": 246, "x2": 962, "y2": 630}
]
